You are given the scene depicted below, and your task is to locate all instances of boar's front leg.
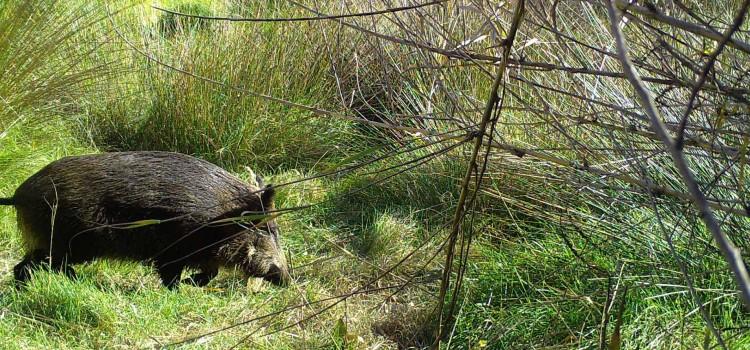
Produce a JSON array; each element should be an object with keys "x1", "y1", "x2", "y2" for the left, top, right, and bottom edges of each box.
[
  {"x1": 155, "y1": 262, "x2": 185, "y2": 290},
  {"x1": 50, "y1": 256, "x2": 77, "y2": 280},
  {"x1": 183, "y1": 262, "x2": 219, "y2": 287}
]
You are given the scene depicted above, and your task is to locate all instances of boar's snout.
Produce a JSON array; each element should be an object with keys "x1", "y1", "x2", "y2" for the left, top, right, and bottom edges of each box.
[{"x1": 264, "y1": 263, "x2": 291, "y2": 286}]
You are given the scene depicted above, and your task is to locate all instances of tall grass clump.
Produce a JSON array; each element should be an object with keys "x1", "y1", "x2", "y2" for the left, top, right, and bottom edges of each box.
[
  {"x1": 84, "y1": 1, "x2": 355, "y2": 171},
  {"x1": 0, "y1": 0, "x2": 113, "y2": 134}
]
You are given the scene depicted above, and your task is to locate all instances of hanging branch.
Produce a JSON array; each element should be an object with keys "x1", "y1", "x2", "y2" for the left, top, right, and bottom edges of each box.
[{"x1": 605, "y1": 0, "x2": 750, "y2": 309}]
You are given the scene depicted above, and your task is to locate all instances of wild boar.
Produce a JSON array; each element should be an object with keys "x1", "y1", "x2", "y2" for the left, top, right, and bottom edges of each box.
[{"x1": 0, "y1": 151, "x2": 290, "y2": 289}]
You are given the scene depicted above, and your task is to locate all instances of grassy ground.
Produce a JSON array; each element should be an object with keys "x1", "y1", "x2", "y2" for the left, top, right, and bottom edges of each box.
[
  {"x1": 1, "y1": 0, "x2": 750, "y2": 349},
  {"x1": 0, "y1": 123, "x2": 450, "y2": 349}
]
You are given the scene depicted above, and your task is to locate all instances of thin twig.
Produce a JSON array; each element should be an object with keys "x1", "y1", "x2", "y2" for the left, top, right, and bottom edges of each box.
[
  {"x1": 675, "y1": 0, "x2": 750, "y2": 149},
  {"x1": 434, "y1": 0, "x2": 525, "y2": 346},
  {"x1": 153, "y1": 0, "x2": 448, "y2": 22},
  {"x1": 612, "y1": 0, "x2": 750, "y2": 54},
  {"x1": 485, "y1": 139, "x2": 749, "y2": 217}
]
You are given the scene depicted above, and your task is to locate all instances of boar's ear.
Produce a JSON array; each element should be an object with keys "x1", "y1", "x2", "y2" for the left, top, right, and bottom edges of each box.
[
  {"x1": 261, "y1": 185, "x2": 276, "y2": 210},
  {"x1": 255, "y1": 174, "x2": 265, "y2": 188}
]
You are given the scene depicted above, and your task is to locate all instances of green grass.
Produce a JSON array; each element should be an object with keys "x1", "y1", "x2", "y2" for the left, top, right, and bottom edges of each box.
[
  {"x1": 2, "y1": 0, "x2": 750, "y2": 349},
  {"x1": 0, "y1": 122, "x2": 446, "y2": 349},
  {"x1": 82, "y1": 0, "x2": 353, "y2": 172},
  {"x1": 452, "y1": 232, "x2": 750, "y2": 348}
]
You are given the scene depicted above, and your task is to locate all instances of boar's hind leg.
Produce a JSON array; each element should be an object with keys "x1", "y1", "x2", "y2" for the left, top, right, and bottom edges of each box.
[
  {"x1": 183, "y1": 263, "x2": 219, "y2": 287},
  {"x1": 14, "y1": 251, "x2": 77, "y2": 288},
  {"x1": 13, "y1": 249, "x2": 47, "y2": 287},
  {"x1": 155, "y1": 262, "x2": 184, "y2": 290}
]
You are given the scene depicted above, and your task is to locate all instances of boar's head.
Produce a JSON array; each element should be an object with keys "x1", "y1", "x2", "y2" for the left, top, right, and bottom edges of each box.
[{"x1": 219, "y1": 185, "x2": 290, "y2": 286}]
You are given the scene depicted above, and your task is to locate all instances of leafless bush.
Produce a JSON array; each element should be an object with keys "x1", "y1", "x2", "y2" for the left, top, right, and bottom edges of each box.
[{"x1": 316, "y1": 0, "x2": 750, "y2": 346}]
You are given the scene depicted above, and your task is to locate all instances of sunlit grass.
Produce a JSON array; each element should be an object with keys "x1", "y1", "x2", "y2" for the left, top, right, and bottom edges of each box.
[{"x1": 1, "y1": 0, "x2": 750, "y2": 349}]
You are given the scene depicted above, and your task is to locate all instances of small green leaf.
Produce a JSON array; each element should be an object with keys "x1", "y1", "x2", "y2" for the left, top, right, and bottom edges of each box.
[{"x1": 119, "y1": 219, "x2": 161, "y2": 229}]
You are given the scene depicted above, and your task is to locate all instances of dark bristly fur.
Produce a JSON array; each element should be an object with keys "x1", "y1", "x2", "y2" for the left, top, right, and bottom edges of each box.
[{"x1": 1, "y1": 151, "x2": 290, "y2": 289}]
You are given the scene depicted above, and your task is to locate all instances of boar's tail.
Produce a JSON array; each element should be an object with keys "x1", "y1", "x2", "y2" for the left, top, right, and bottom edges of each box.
[{"x1": 0, "y1": 197, "x2": 14, "y2": 206}]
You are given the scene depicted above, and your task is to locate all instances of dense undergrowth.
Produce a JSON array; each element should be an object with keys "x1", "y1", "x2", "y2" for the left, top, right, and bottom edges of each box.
[{"x1": 1, "y1": 0, "x2": 749, "y2": 349}]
